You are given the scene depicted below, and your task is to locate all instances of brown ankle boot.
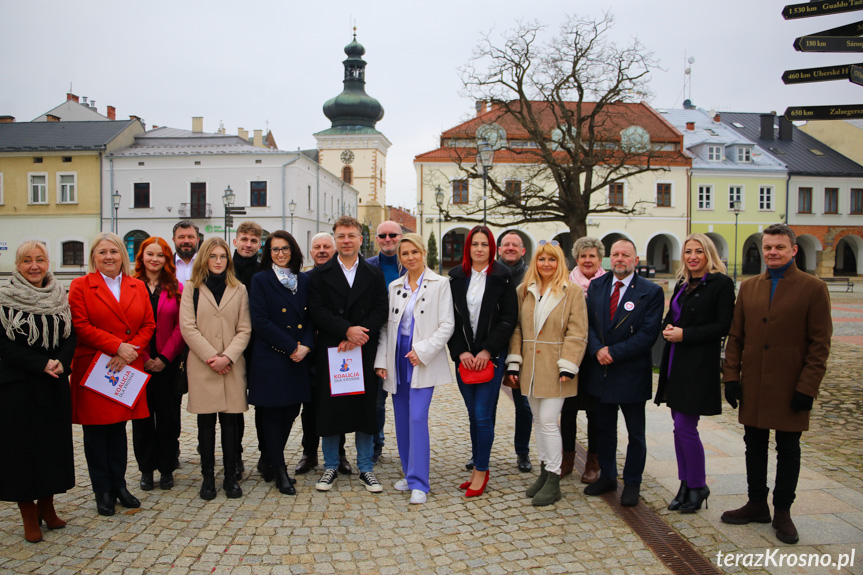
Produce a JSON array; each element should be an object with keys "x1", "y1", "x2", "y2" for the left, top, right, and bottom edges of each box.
[
  {"x1": 581, "y1": 453, "x2": 599, "y2": 484},
  {"x1": 772, "y1": 509, "x2": 799, "y2": 544},
  {"x1": 37, "y1": 496, "x2": 66, "y2": 529},
  {"x1": 17, "y1": 501, "x2": 42, "y2": 543},
  {"x1": 560, "y1": 452, "x2": 575, "y2": 477},
  {"x1": 720, "y1": 500, "x2": 772, "y2": 525}
]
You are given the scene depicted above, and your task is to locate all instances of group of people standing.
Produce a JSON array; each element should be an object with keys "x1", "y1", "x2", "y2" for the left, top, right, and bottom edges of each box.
[{"x1": 0, "y1": 217, "x2": 831, "y2": 547}]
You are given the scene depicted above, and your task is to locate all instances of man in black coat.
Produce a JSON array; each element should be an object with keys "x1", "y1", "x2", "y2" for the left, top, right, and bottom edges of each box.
[
  {"x1": 308, "y1": 216, "x2": 388, "y2": 493},
  {"x1": 582, "y1": 239, "x2": 664, "y2": 507}
]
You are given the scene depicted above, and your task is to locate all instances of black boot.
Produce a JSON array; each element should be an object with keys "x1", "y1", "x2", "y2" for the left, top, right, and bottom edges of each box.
[
  {"x1": 668, "y1": 480, "x2": 689, "y2": 511},
  {"x1": 198, "y1": 415, "x2": 218, "y2": 501},
  {"x1": 680, "y1": 485, "x2": 710, "y2": 513},
  {"x1": 275, "y1": 466, "x2": 297, "y2": 495},
  {"x1": 221, "y1": 415, "x2": 242, "y2": 499}
]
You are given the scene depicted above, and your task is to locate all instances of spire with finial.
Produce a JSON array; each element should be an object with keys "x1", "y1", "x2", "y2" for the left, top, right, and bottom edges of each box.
[{"x1": 322, "y1": 30, "x2": 384, "y2": 130}]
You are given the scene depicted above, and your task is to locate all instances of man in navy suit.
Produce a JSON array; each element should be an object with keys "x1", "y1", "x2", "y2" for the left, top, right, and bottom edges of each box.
[{"x1": 582, "y1": 238, "x2": 663, "y2": 506}]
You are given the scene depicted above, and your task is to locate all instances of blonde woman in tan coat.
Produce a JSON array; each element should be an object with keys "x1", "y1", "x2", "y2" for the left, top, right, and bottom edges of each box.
[
  {"x1": 180, "y1": 238, "x2": 251, "y2": 501},
  {"x1": 506, "y1": 241, "x2": 588, "y2": 506}
]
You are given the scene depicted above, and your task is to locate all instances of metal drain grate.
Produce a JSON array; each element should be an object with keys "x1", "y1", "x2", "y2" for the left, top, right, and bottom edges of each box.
[{"x1": 576, "y1": 444, "x2": 722, "y2": 575}]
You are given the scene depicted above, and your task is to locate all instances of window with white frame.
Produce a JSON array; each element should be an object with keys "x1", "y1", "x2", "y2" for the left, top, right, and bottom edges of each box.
[
  {"x1": 697, "y1": 185, "x2": 713, "y2": 210},
  {"x1": 58, "y1": 173, "x2": 76, "y2": 203},
  {"x1": 759, "y1": 186, "x2": 774, "y2": 210},
  {"x1": 728, "y1": 185, "x2": 743, "y2": 210},
  {"x1": 29, "y1": 173, "x2": 48, "y2": 204},
  {"x1": 707, "y1": 146, "x2": 723, "y2": 161},
  {"x1": 737, "y1": 147, "x2": 752, "y2": 162}
]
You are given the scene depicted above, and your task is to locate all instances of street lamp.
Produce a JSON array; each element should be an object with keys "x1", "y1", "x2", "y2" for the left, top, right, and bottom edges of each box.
[
  {"x1": 111, "y1": 190, "x2": 121, "y2": 235},
  {"x1": 416, "y1": 200, "x2": 424, "y2": 236},
  {"x1": 732, "y1": 199, "x2": 742, "y2": 284},
  {"x1": 222, "y1": 185, "x2": 235, "y2": 242},
  {"x1": 476, "y1": 139, "x2": 494, "y2": 226},
  {"x1": 289, "y1": 199, "x2": 297, "y2": 234},
  {"x1": 435, "y1": 185, "x2": 444, "y2": 275}
]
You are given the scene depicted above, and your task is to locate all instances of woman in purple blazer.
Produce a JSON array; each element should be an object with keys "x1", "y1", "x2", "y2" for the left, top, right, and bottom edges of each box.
[{"x1": 132, "y1": 237, "x2": 186, "y2": 492}]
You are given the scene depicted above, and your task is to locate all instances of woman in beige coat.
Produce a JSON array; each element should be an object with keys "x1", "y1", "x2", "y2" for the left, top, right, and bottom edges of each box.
[
  {"x1": 506, "y1": 241, "x2": 588, "y2": 506},
  {"x1": 180, "y1": 238, "x2": 251, "y2": 501}
]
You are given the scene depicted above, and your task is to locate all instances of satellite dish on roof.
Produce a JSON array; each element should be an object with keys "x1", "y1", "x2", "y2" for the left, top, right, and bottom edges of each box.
[{"x1": 683, "y1": 99, "x2": 693, "y2": 110}]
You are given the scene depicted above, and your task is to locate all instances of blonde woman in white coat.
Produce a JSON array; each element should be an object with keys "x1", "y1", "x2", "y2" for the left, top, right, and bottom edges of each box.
[
  {"x1": 506, "y1": 241, "x2": 588, "y2": 506},
  {"x1": 375, "y1": 234, "x2": 454, "y2": 504}
]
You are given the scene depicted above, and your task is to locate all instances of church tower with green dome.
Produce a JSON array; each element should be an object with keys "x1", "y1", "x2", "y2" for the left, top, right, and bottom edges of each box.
[{"x1": 315, "y1": 30, "x2": 391, "y2": 234}]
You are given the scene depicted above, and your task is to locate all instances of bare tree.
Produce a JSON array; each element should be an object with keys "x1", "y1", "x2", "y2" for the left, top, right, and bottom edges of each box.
[{"x1": 442, "y1": 13, "x2": 672, "y2": 240}]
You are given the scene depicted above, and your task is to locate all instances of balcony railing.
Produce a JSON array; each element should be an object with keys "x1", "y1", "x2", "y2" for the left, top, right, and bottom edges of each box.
[{"x1": 178, "y1": 203, "x2": 212, "y2": 218}]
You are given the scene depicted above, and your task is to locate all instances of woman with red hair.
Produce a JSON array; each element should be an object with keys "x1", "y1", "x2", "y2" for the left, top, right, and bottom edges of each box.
[
  {"x1": 447, "y1": 225, "x2": 518, "y2": 497},
  {"x1": 131, "y1": 237, "x2": 185, "y2": 492}
]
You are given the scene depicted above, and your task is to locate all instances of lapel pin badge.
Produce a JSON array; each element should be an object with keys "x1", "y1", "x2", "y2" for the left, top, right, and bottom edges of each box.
[{"x1": 623, "y1": 301, "x2": 635, "y2": 312}]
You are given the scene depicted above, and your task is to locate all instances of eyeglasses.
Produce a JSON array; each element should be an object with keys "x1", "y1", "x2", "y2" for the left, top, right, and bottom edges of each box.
[
  {"x1": 208, "y1": 254, "x2": 228, "y2": 261},
  {"x1": 538, "y1": 240, "x2": 560, "y2": 247},
  {"x1": 377, "y1": 233, "x2": 401, "y2": 239},
  {"x1": 500, "y1": 242, "x2": 524, "y2": 249},
  {"x1": 335, "y1": 234, "x2": 360, "y2": 241},
  {"x1": 270, "y1": 247, "x2": 291, "y2": 254}
]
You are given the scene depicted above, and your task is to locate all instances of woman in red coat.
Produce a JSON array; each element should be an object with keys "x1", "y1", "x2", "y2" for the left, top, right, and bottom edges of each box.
[{"x1": 69, "y1": 233, "x2": 155, "y2": 517}]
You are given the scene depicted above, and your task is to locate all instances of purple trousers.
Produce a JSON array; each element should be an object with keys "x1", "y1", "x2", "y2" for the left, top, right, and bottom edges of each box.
[
  {"x1": 672, "y1": 409, "x2": 706, "y2": 488},
  {"x1": 394, "y1": 333, "x2": 434, "y2": 493}
]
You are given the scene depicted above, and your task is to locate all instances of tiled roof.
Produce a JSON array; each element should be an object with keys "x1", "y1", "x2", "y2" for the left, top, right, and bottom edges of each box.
[
  {"x1": 0, "y1": 120, "x2": 137, "y2": 152},
  {"x1": 109, "y1": 126, "x2": 287, "y2": 157},
  {"x1": 721, "y1": 112, "x2": 863, "y2": 176},
  {"x1": 440, "y1": 101, "x2": 682, "y2": 142}
]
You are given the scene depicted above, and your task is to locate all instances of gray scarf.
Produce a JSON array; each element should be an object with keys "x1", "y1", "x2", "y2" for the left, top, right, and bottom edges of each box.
[{"x1": 0, "y1": 271, "x2": 72, "y2": 349}]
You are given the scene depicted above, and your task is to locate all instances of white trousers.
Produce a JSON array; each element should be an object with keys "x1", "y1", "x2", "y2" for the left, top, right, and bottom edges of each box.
[{"x1": 527, "y1": 396, "x2": 566, "y2": 475}]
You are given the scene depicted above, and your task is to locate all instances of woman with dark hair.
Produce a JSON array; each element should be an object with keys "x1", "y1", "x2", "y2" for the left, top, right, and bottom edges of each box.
[
  {"x1": 180, "y1": 238, "x2": 251, "y2": 500},
  {"x1": 247, "y1": 230, "x2": 314, "y2": 495},
  {"x1": 69, "y1": 233, "x2": 155, "y2": 517},
  {"x1": 131, "y1": 237, "x2": 185, "y2": 492},
  {"x1": 656, "y1": 233, "x2": 735, "y2": 513},
  {"x1": 448, "y1": 225, "x2": 518, "y2": 497},
  {"x1": 0, "y1": 242, "x2": 76, "y2": 542}
]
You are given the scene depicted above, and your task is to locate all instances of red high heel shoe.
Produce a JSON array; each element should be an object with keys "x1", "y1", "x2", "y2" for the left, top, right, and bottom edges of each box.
[
  {"x1": 459, "y1": 480, "x2": 471, "y2": 490},
  {"x1": 465, "y1": 471, "x2": 490, "y2": 497}
]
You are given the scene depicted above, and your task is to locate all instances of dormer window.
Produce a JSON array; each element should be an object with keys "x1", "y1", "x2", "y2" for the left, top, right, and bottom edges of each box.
[
  {"x1": 707, "y1": 146, "x2": 723, "y2": 161},
  {"x1": 737, "y1": 147, "x2": 752, "y2": 163}
]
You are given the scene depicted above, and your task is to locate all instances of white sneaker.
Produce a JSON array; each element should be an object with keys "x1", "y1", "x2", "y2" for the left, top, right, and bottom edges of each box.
[
  {"x1": 410, "y1": 489, "x2": 427, "y2": 504},
  {"x1": 394, "y1": 478, "x2": 410, "y2": 491}
]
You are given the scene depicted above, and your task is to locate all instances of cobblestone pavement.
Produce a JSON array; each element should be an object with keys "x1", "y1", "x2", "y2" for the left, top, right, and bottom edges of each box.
[{"x1": 1, "y1": 293, "x2": 862, "y2": 574}]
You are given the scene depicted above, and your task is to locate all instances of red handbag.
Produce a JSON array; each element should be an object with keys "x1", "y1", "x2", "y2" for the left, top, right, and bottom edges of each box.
[{"x1": 458, "y1": 361, "x2": 496, "y2": 385}]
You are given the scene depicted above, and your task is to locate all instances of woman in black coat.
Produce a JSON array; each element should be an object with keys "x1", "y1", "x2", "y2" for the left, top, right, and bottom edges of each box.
[
  {"x1": 448, "y1": 225, "x2": 518, "y2": 497},
  {"x1": 655, "y1": 233, "x2": 735, "y2": 513},
  {"x1": 0, "y1": 242, "x2": 76, "y2": 543},
  {"x1": 248, "y1": 231, "x2": 314, "y2": 495}
]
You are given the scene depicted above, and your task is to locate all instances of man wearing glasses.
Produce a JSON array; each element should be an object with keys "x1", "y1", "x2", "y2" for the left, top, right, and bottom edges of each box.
[
  {"x1": 308, "y1": 216, "x2": 389, "y2": 493},
  {"x1": 366, "y1": 221, "x2": 406, "y2": 464},
  {"x1": 495, "y1": 232, "x2": 534, "y2": 473}
]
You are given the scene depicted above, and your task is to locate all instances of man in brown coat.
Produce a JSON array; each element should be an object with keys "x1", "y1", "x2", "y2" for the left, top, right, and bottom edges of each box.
[{"x1": 721, "y1": 223, "x2": 832, "y2": 545}]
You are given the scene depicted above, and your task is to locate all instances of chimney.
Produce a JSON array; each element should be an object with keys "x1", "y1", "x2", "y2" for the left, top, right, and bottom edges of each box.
[
  {"x1": 66, "y1": 92, "x2": 79, "y2": 103},
  {"x1": 107, "y1": 105, "x2": 116, "y2": 120},
  {"x1": 238, "y1": 127, "x2": 249, "y2": 141},
  {"x1": 192, "y1": 117, "x2": 204, "y2": 133},
  {"x1": 778, "y1": 116, "x2": 793, "y2": 141},
  {"x1": 714, "y1": 113, "x2": 721, "y2": 123},
  {"x1": 0, "y1": 116, "x2": 15, "y2": 123},
  {"x1": 82, "y1": 96, "x2": 88, "y2": 104},
  {"x1": 90, "y1": 100, "x2": 96, "y2": 110},
  {"x1": 760, "y1": 113, "x2": 775, "y2": 140},
  {"x1": 685, "y1": 122, "x2": 695, "y2": 131},
  {"x1": 46, "y1": 114, "x2": 60, "y2": 122},
  {"x1": 253, "y1": 129, "x2": 263, "y2": 148},
  {"x1": 129, "y1": 115, "x2": 146, "y2": 129},
  {"x1": 475, "y1": 101, "x2": 484, "y2": 117}
]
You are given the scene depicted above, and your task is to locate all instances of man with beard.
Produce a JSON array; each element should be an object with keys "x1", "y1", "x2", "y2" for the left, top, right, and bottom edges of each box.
[
  {"x1": 172, "y1": 221, "x2": 200, "y2": 287},
  {"x1": 365, "y1": 221, "x2": 405, "y2": 464},
  {"x1": 495, "y1": 232, "x2": 533, "y2": 473},
  {"x1": 292, "y1": 233, "x2": 352, "y2": 477},
  {"x1": 582, "y1": 238, "x2": 663, "y2": 507}
]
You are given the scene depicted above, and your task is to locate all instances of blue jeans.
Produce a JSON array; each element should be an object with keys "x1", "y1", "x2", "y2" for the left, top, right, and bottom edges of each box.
[
  {"x1": 322, "y1": 432, "x2": 374, "y2": 474},
  {"x1": 456, "y1": 359, "x2": 504, "y2": 472}
]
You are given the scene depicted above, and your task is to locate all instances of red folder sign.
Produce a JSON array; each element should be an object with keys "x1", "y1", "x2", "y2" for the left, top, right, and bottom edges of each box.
[
  {"x1": 82, "y1": 353, "x2": 149, "y2": 408},
  {"x1": 327, "y1": 346, "x2": 365, "y2": 396}
]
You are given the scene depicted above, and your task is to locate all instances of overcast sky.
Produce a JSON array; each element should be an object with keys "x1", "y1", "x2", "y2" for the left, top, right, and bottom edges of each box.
[{"x1": 1, "y1": 0, "x2": 857, "y2": 210}]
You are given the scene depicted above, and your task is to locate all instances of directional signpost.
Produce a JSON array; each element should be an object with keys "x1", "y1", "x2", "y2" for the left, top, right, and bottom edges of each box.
[{"x1": 782, "y1": 2, "x2": 863, "y2": 120}]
